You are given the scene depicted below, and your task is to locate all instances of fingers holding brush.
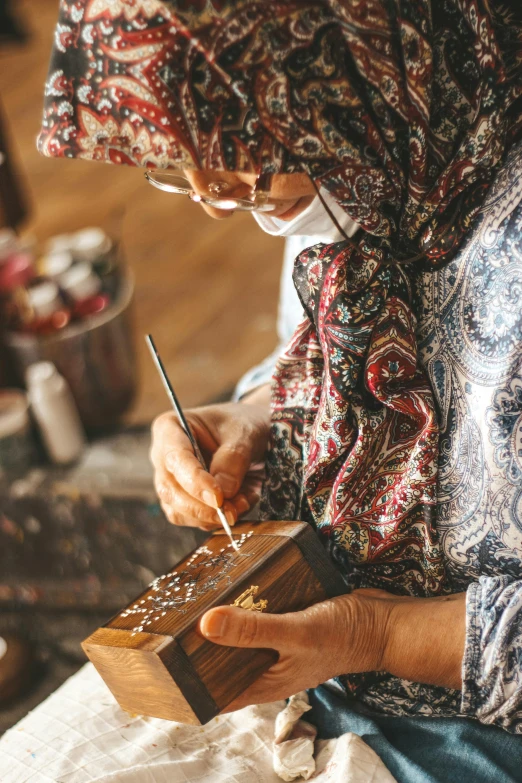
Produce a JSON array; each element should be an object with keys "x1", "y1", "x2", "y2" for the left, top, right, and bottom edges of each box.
[
  {"x1": 151, "y1": 412, "x2": 247, "y2": 530},
  {"x1": 153, "y1": 463, "x2": 239, "y2": 531},
  {"x1": 151, "y1": 403, "x2": 269, "y2": 531}
]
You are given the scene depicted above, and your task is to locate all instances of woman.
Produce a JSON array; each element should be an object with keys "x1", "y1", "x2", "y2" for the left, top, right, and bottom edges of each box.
[{"x1": 38, "y1": 1, "x2": 522, "y2": 779}]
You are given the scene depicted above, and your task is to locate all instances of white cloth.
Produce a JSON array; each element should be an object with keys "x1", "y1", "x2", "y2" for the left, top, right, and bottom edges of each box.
[
  {"x1": 0, "y1": 663, "x2": 396, "y2": 783},
  {"x1": 233, "y1": 235, "x2": 308, "y2": 400},
  {"x1": 252, "y1": 190, "x2": 359, "y2": 241}
]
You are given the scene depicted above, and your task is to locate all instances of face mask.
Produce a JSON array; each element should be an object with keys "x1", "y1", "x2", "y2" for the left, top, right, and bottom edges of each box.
[{"x1": 252, "y1": 188, "x2": 359, "y2": 241}]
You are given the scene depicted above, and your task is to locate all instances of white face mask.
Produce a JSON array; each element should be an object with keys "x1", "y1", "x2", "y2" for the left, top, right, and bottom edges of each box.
[{"x1": 252, "y1": 188, "x2": 359, "y2": 241}]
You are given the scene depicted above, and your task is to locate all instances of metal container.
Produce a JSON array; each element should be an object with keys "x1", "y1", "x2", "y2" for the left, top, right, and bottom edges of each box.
[{"x1": 5, "y1": 272, "x2": 136, "y2": 433}]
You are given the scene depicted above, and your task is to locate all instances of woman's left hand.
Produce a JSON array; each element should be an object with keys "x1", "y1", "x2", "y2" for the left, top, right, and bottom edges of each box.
[
  {"x1": 199, "y1": 589, "x2": 392, "y2": 710},
  {"x1": 199, "y1": 587, "x2": 466, "y2": 710}
]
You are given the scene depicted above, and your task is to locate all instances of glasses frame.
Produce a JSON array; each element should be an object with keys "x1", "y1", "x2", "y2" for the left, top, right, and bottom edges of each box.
[{"x1": 145, "y1": 170, "x2": 275, "y2": 212}]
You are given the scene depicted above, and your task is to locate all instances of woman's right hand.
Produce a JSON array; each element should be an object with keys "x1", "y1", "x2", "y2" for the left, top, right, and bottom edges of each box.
[{"x1": 150, "y1": 399, "x2": 270, "y2": 531}]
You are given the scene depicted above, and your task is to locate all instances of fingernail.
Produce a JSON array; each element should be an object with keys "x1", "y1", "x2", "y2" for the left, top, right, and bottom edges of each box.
[
  {"x1": 225, "y1": 509, "x2": 236, "y2": 527},
  {"x1": 201, "y1": 490, "x2": 218, "y2": 508},
  {"x1": 214, "y1": 472, "x2": 238, "y2": 495},
  {"x1": 235, "y1": 495, "x2": 250, "y2": 515},
  {"x1": 201, "y1": 611, "x2": 227, "y2": 639}
]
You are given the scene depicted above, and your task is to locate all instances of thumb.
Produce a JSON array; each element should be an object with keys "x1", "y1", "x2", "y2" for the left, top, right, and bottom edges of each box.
[{"x1": 200, "y1": 606, "x2": 293, "y2": 650}]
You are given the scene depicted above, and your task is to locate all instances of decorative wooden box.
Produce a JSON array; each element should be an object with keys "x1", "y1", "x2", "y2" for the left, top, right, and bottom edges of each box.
[{"x1": 82, "y1": 520, "x2": 346, "y2": 725}]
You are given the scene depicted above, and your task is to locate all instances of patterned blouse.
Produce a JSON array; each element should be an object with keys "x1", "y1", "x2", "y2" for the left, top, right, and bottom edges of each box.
[
  {"x1": 242, "y1": 144, "x2": 522, "y2": 734},
  {"x1": 413, "y1": 141, "x2": 522, "y2": 733}
]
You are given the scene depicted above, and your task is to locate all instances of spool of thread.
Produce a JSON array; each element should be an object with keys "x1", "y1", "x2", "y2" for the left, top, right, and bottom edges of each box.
[
  {"x1": 0, "y1": 389, "x2": 34, "y2": 474},
  {"x1": 26, "y1": 361, "x2": 85, "y2": 464}
]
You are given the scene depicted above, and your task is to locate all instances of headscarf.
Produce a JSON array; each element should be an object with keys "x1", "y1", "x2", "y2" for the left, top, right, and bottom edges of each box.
[{"x1": 40, "y1": 1, "x2": 522, "y2": 596}]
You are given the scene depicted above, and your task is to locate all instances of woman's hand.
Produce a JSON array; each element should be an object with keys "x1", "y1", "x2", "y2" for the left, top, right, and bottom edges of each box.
[
  {"x1": 199, "y1": 588, "x2": 467, "y2": 710},
  {"x1": 200, "y1": 589, "x2": 392, "y2": 710},
  {"x1": 150, "y1": 400, "x2": 270, "y2": 531}
]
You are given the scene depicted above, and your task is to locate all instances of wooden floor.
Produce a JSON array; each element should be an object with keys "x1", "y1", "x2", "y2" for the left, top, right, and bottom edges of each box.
[{"x1": 0, "y1": 0, "x2": 284, "y2": 423}]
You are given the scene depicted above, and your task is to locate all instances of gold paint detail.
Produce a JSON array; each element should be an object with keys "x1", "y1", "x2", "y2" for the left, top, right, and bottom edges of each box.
[{"x1": 231, "y1": 585, "x2": 268, "y2": 613}]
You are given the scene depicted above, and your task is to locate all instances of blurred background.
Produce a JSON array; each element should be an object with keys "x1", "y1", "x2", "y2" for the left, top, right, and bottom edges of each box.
[
  {"x1": 0, "y1": 0, "x2": 285, "y2": 732},
  {"x1": 0, "y1": 0, "x2": 284, "y2": 420}
]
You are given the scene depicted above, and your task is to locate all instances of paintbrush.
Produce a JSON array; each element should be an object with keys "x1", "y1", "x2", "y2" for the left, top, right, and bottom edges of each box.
[{"x1": 145, "y1": 334, "x2": 240, "y2": 552}]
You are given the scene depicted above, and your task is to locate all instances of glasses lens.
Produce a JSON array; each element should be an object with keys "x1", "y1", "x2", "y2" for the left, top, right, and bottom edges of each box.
[
  {"x1": 145, "y1": 171, "x2": 192, "y2": 194},
  {"x1": 205, "y1": 196, "x2": 246, "y2": 211},
  {"x1": 205, "y1": 197, "x2": 276, "y2": 212}
]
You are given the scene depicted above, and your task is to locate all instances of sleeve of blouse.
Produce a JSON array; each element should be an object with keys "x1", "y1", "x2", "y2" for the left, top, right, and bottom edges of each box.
[{"x1": 461, "y1": 575, "x2": 522, "y2": 733}]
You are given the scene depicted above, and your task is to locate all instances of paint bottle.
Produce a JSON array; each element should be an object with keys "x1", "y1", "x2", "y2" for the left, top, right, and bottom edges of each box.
[
  {"x1": 26, "y1": 361, "x2": 85, "y2": 464},
  {"x1": 38, "y1": 249, "x2": 74, "y2": 280},
  {"x1": 0, "y1": 229, "x2": 18, "y2": 261},
  {"x1": 71, "y1": 227, "x2": 119, "y2": 296},
  {"x1": 44, "y1": 233, "x2": 75, "y2": 256},
  {"x1": 59, "y1": 262, "x2": 109, "y2": 319},
  {"x1": 0, "y1": 250, "x2": 35, "y2": 329},
  {"x1": 72, "y1": 227, "x2": 113, "y2": 272},
  {"x1": 26, "y1": 280, "x2": 70, "y2": 334}
]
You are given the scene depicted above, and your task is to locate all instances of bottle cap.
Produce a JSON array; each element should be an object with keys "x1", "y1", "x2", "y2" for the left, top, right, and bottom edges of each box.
[
  {"x1": 40, "y1": 250, "x2": 74, "y2": 279},
  {"x1": 59, "y1": 262, "x2": 101, "y2": 301},
  {"x1": 72, "y1": 228, "x2": 112, "y2": 262},
  {"x1": 45, "y1": 233, "x2": 75, "y2": 255},
  {"x1": 26, "y1": 361, "x2": 59, "y2": 390},
  {"x1": 0, "y1": 390, "x2": 30, "y2": 439},
  {"x1": 0, "y1": 252, "x2": 35, "y2": 292},
  {"x1": 27, "y1": 281, "x2": 63, "y2": 319}
]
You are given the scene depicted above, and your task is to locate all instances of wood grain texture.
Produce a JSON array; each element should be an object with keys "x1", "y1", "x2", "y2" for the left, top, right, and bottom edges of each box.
[
  {"x1": 213, "y1": 521, "x2": 348, "y2": 598},
  {"x1": 82, "y1": 521, "x2": 343, "y2": 723},
  {"x1": 180, "y1": 543, "x2": 326, "y2": 710},
  {"x1": 82, "y1": 628, "x2": 204, "y2": 723},
  {"x1": 105, "y1": 523, "x2": 293, "y2": 639}
]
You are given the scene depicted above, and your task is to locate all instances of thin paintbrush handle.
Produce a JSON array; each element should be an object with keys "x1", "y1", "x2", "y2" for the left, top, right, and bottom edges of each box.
[
  {"x1": 146, "y1": 335, "x2": 206, "y2": 467},
  {"x1": 145, "y1": 335, "x2": 239, "y2": 551}
]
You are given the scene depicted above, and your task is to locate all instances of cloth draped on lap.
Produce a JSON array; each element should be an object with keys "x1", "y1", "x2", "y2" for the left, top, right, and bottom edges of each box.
[
  {"x1": 0, "y1": 664, "x2": 396, "y2": 783},
  {"x1": 308, "y1": 685, "x2": 522, "y2": 783}
]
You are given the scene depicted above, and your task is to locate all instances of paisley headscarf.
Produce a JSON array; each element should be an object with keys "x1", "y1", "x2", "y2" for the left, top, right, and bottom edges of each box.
[{"x1": 40, "y1": 1, "x2": 522, "y2": 595}]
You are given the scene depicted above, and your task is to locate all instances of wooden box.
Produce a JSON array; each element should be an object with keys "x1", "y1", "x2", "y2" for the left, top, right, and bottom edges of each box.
[{"x1": 82, "y1": 520, "x2": 346, "y2": 725}]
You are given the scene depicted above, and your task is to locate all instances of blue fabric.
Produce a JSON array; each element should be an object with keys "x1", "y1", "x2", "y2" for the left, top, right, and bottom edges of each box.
[{"x1": 308, "y1": 686, "x2": 522, "y2": 783}]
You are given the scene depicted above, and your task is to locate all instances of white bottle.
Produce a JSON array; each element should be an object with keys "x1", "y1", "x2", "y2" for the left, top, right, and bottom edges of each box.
[
  {"x1": 26, "y1": 362, "x2": 85, "y2": 464},
  {"x1": 59, "y1": 262, "x2": 101, "y2": 301},
  {"x1": 27, "y1": 281, "x2": 63, "y2": 319},
  {"x1": 39, "y1": 249, "x2": 74, "y2": 279},
  {"x1": 45, "y1": 233, "x2": 75, "y2": 255},
  {"x1": 72, "y1": 228, "x2": 112, "y2": 264}
]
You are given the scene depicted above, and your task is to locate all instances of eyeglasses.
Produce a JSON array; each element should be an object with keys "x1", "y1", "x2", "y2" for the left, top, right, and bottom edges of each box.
[{"x1": 145, "y1": 171, "x2": 276, "y2": 212}]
